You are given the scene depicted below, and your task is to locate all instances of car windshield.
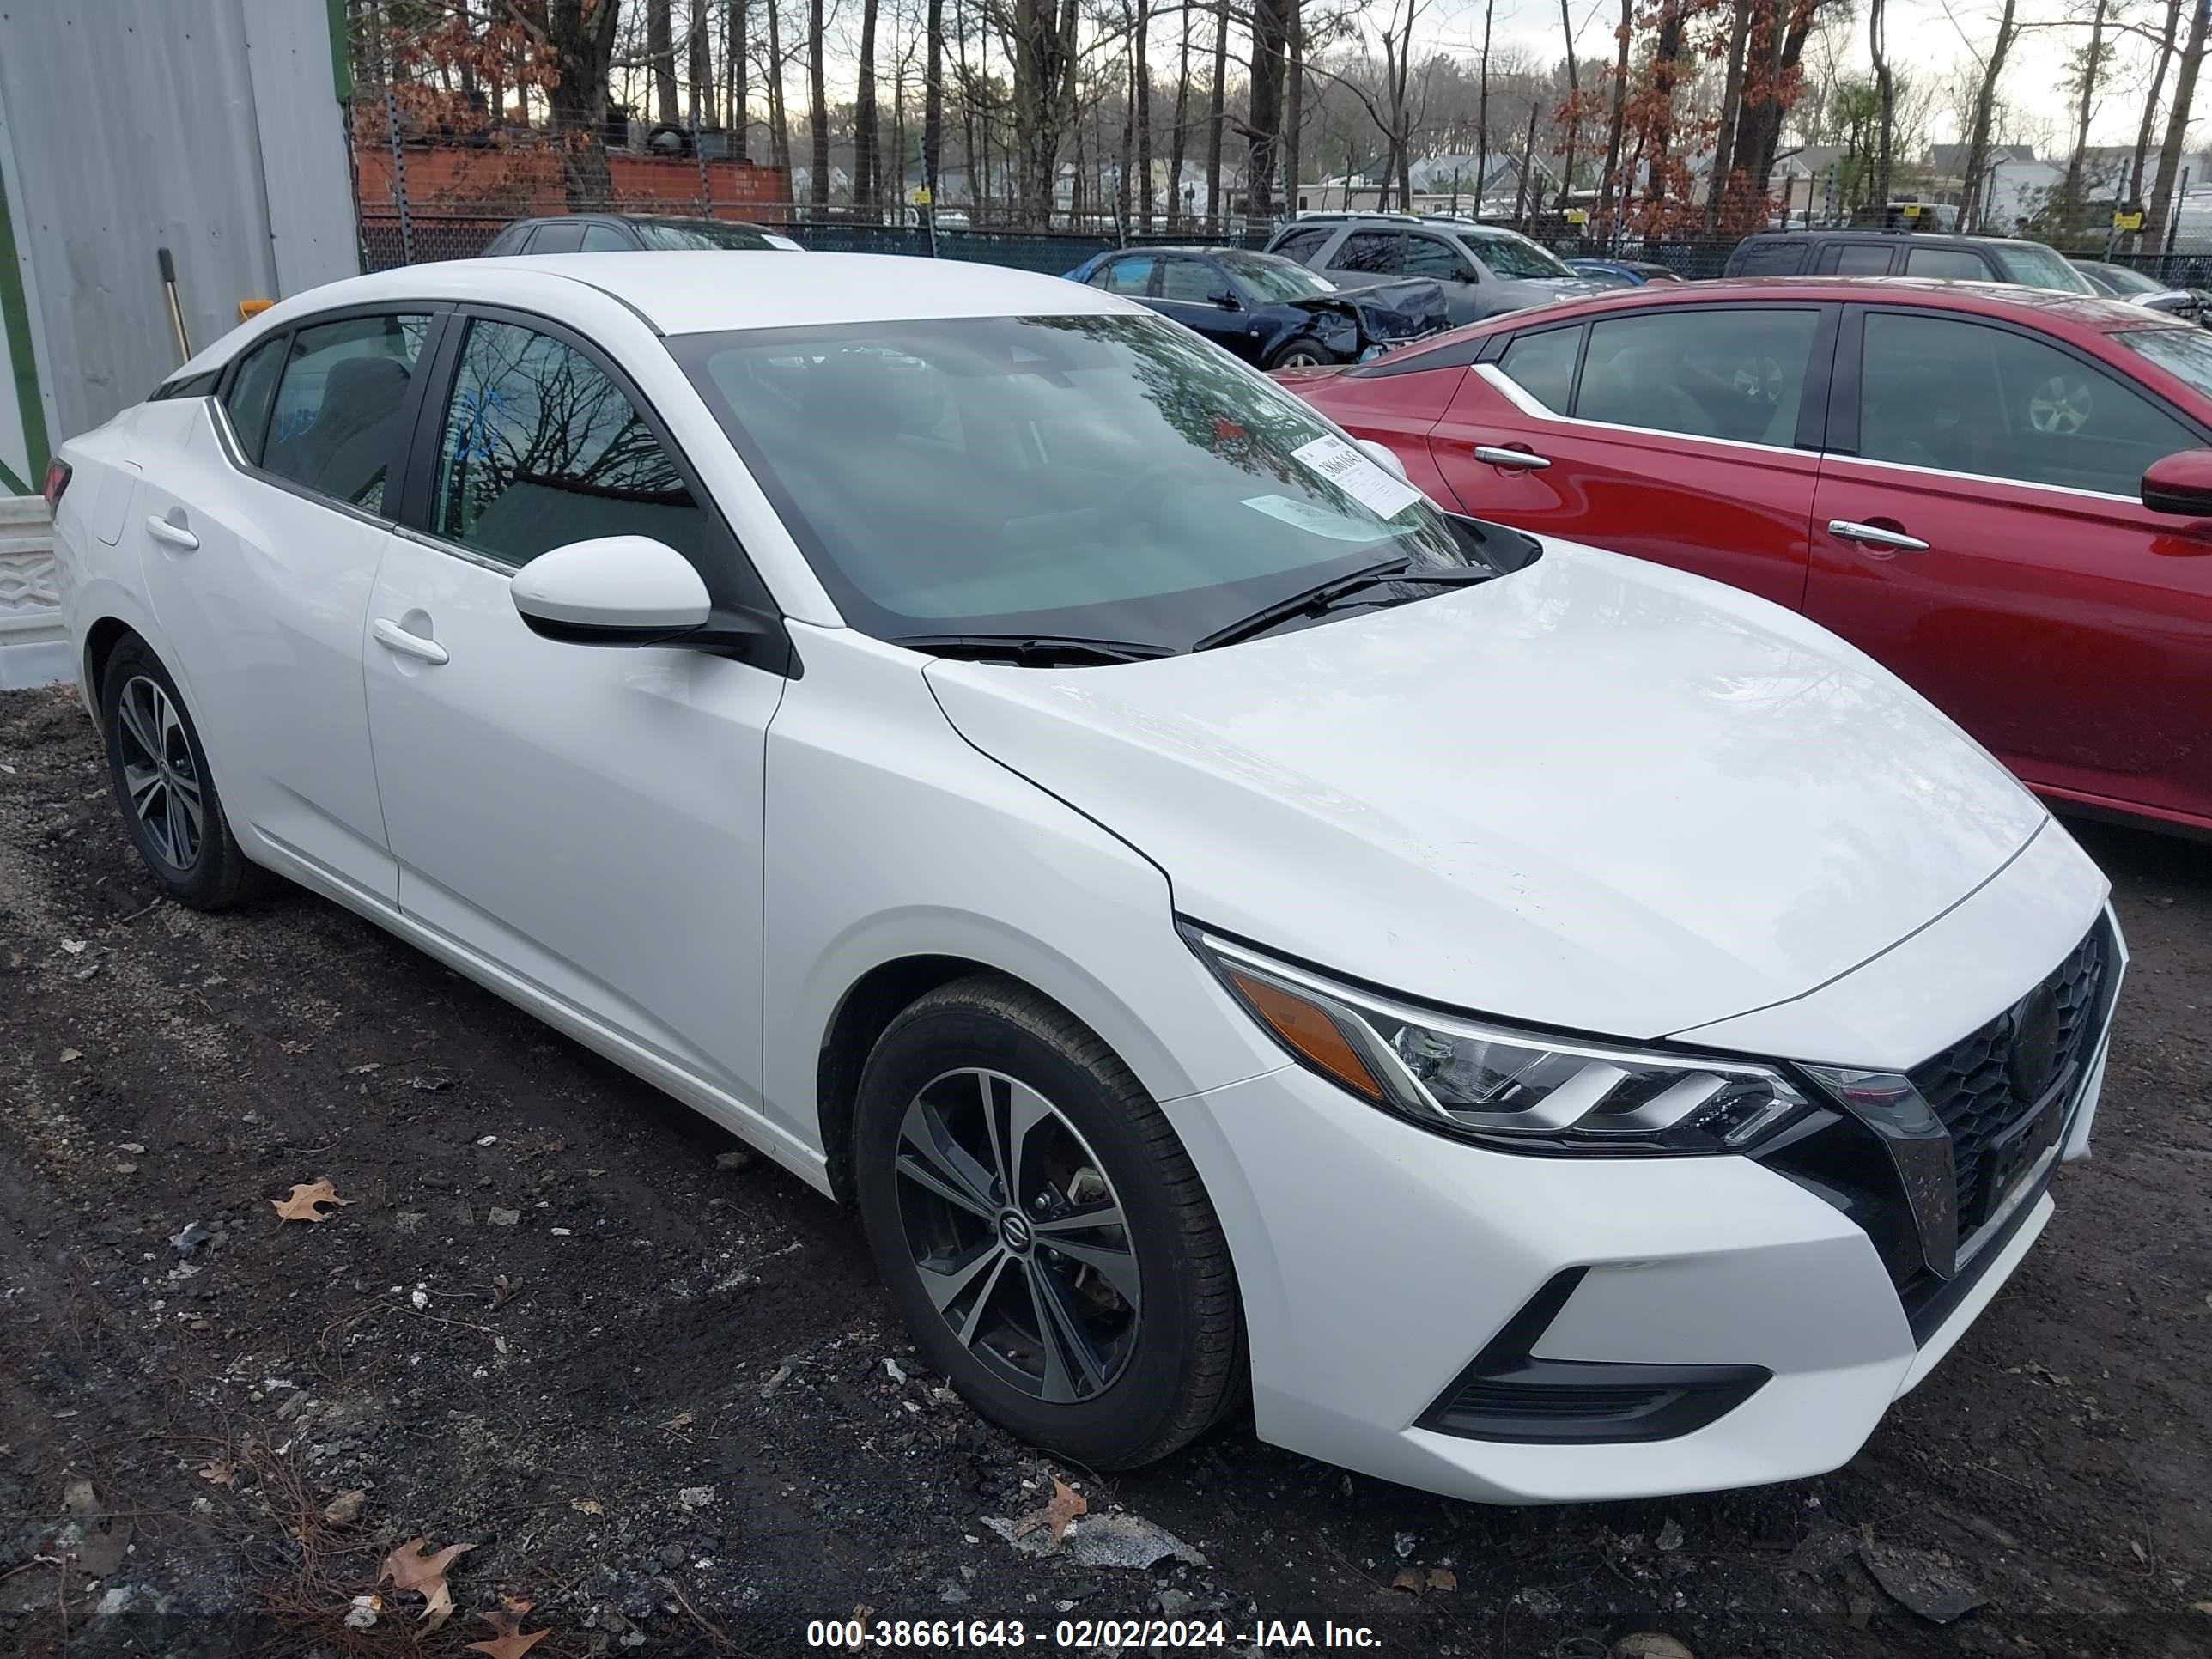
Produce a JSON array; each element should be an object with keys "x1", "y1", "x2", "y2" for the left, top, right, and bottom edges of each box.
[
  {"x1": 1990, "y1": 241, "x2": 2098, "y2": 294},
  {"x1": 2114, "y1": 325, "x2": 2212, "y2": 397},
  {"x1": 1217, "y1": 252, "x2": 1339, "y2": 301},
  {"x1": 1461, "y1": 231, "x2": 1575, "y2": 280},
  {"x1": 634, "y1": 219, "x2": 778, "y2": 250},
  {"x1": 673, "y1": 313, "x2": 1486, "y2": 650},
  {"x1": 2087, "y1": 263, "x2": 2167, "y2": 296}
]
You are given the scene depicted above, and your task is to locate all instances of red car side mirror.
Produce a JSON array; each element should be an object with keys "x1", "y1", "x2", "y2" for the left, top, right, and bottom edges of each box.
[{"x1": 2141, "y1": 448, "x2": 2212, "y2": 516}]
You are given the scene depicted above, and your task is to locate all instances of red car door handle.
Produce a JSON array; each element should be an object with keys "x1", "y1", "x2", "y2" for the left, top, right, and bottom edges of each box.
[
  {"x1": 1474, "y1": 444, "x2": 1551, "y2": 471},
  {"x1": 1828, "y1": 519, "x2": 1930, "y2": 553}
]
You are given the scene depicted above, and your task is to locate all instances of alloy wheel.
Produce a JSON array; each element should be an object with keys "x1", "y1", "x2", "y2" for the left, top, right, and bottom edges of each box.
[
  {"x1": 893, "y1": 1067, "x2": 1141, "y2": 1404},
  {"x1": 115, "y1": 676, "x2": 203, "y2": 872},
  {"x1": 2027, "y1": 374, "x2": 2093, "y2": 434},
  {"x1": 1276, "y1": 349, "x2": 1324, "y2": 368}
]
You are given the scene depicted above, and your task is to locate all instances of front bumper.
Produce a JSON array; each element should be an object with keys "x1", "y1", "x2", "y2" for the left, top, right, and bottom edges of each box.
[{"x1": 1161, "y1": 1023, "x2": 2109, "y2": 1506}]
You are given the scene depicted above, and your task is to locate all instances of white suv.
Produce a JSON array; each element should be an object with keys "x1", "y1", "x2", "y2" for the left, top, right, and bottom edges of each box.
[{"x1": 46, "y1": 252, "x2": 2122, "y2": 1503}]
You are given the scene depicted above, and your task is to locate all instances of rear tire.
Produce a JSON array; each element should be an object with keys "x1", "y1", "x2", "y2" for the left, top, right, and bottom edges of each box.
[
  {"x1": 99, "y1": 636, "x2": 267, "y2": 911},
  {"x1": 1266, "y1": 336, "x2": 1334, "y2": 370},
  {"x1": 852, "y1": 975, "x2": 1243, "y2": 1468}
]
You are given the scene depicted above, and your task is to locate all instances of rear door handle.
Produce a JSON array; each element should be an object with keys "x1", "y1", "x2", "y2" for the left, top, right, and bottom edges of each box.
[
  {"x1": 1828, "y1": 519, "x2": 1930, "y2": 553},
  {"x1": 1473, "y1": 445, "x2": 1551, "y2": 471},
  {"x1": 373, "y1": 617, "x2": 450, "y2": 665},
  {"x1": 145, "y1": 514, "x2": 198, "y2": 550}
]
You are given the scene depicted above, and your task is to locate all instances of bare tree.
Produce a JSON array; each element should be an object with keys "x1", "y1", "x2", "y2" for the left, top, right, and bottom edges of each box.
[
  {"x1": 808, "y1": 0, "x2": 829, "y2": 210},
  {"x1": 2059, "y1": 0, "x2": 2112, "y2": 237},
  {"x1": 926, "y1": 0, "x2": 945, "y2": 202},
  {"x1": 857, "y1": 0, "x2": 883, "y2": 213},
  {"x1": 2148, "y1": 0, "x2": 2209, "y2": 246},
  {"x1": 1705, "y1": 0, "x2": 1754, "y2": 231},
  {"x1": 687, "y1": 0, "x2": 710, "y2": 127},
  {"x1": 2130, "y1": 0, "x2": 2184, "y2": 205},
  {"x1": 1249, "y1": 0, "x2": 1289, "y2": 217},
  {"x1": 1869, "y1": 0, "x2": 1894, "y2": 208},
  {"x1": 1206, "y1": 0, "x2": 1228, "y2": 222},
  {"x1": 1135, "y1": 0, "x2": 1153, "y2": 227},
  {"x1": 763, "y1": 0, "x2": 793, "y2": 184},
  {"x1": 1957, "y1": 0, "x2": 2020, "y2": 229},
  {"x1": 649, "y1": 0, "x2": 679, "y2": 121},
  {"x1": 1169, "y1": 1, "x2": 1194, "y2": 224},
  {"x1": 1480, "y1": 0, "x2": 1497, "y2": 216},
  {"x1": 1282, "y1": 0, "x2": 1305, "y2": 212},
  {"x1": 1556, "y1": 0, "x2": 1580, "y2": 209}
]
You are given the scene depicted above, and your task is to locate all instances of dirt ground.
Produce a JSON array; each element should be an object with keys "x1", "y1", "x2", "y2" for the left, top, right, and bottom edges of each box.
[{"x1": 0, "y1": 679, "x2": 2207, "y2": 1659}]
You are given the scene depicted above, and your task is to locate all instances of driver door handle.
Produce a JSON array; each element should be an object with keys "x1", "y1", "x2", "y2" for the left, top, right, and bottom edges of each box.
[
  {"x1": 373, "y1": 617, "x2": 450, "y2": 665},
  {"x1": 1828, "y1": 520, "x2": 1930, "y2": 553},
  {"x1": 1473, "y1": 445, "x2": 1551, "y2": 471},
  {"x1": 145, "y1": 514, "x2": 198, "y2": 550}
]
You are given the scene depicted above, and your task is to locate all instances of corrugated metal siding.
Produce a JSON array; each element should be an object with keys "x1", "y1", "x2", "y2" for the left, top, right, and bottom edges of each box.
[{"x1": 0, "y1": 0, "x2": 357, "y2": 446}]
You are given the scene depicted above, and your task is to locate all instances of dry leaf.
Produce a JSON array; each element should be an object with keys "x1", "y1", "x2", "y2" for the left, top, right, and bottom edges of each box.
[
  {"x1": 664, "y1": 1410, "x2": 695, "y2": 1433},
  {"x1": 501, "y1": 1595, "x2": 535, "y2": 1616},
  {"x1": 271, "y1": 1178, "x2": 354, "y2": 1222},
  {"x1": 323, "y1": 1489, "x2": 366, "y2": 1525},
  {"x1": 380, "y1": 1536, "x2": 472, "y2": 1629},
  {"x1": 1011, "y1": 1477, "x2": 1086, "y2": 1545},
  {"x1": 1427, "y1": 1566, "x2": 1457, "y2": 1592},
  {"x1": 490, "y1": 1273, "x2": 516, "y2": 1310},
  {"x1": 569, "y1": 1496, "x2": 603, "y2": 1515},
  {"x1": 1390, "y1": 1567, "x2": 1424, "y2": 1593},
  {"x1": 465, "y1": 1608, "x2": 551, "y2": 1659},
  {"x1": 59, "y1": 1048, "x2": 82, "y2": 1063},
  {"x1": 197, "y1": 1460, "x2": 236, "y2": 1486}
]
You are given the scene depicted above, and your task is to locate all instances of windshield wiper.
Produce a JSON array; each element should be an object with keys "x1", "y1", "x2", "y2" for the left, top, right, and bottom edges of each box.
[
  {"x1": 890, "y1": 632, "x2": 1176, "y2": 666},
  {"x1": 1192, "y1": 560, "x2": 1492, "y2": 652}
]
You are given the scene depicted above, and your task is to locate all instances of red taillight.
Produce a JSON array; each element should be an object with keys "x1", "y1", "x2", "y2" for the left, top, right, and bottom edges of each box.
[{"x1": 41, "y1": 458, "x2": 71, "y2": 514}]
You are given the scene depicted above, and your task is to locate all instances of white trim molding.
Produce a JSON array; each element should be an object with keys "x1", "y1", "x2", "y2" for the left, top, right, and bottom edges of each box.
[{"x1": 0, "y1": 495, "x2": 66, "y2": 689}]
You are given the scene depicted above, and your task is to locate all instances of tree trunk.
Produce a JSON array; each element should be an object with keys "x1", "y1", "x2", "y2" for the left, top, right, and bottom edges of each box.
[
  {"x1": 649, "y1": 0, "x2": 678, "y2": 124},
  {"x1": 1705, "y1": 0, "x2": 1753, "y2": 233},
  {"x1": 1120, "y1": 10, "x2": 1137, "y2": 228},
  {"x1": 1729, "y1": 0, "x2": 1819, "y2": 222},
  {"x1": 1514, "y1": 96, "x2": 1539, "y2": 224},
  {"x1": 857, "y1": 0, "x2": 881, "y2": 215},
  {"x1": 1134, "y1": 0, "x2": 1152, "y2": 228},
  {"x1": 1648, "y1": 0, "x2": 1686, "y2": 212},
  {"x1": 1557, "y1": 0, "x2": 1580, "y2": 211},
  {"x1": 765, "y1": 0, "x2": 791, "y2": 187},
  {"x1": 1169, "y1": 2, "x2": 1192, "y2": 226},
  {"x1": 1477, "y1": 0, "x2": 1495, "y2": 217},
  {"x1": 1205, "y1": 0, "x2": 1228, "y2": 226},
  {"x1": 2060, "y1": 0, "x2": 2109, "y2": 240},
  {"x1": 1247, "y1": 0, "x2": 1285, "y2": 220},
  {"x1": 1869, "y1": 0, "x2": 1893, "y2": 211},
  {"x1": 546, "y1": 0, "x2": 623, "y2": 209},
  {"x1": 2148, "y1": 0, "x2": 2211, "y2": 246},
  {"x1": 2130, "y1": 0, "x2": 2183, "y2": 206},
  {"x1": 1598, "y1": 0, "x2": 1628, "y2": 232},
  {"x1": 1959, "y1": 0, "x2": 2017, "y2": 231},
  {"x1": 807, "y1": 0, "x2": 829, "y2": 212},
  {"x1": 926, "y1": 0, "x2": 945, "y2": 203},
  {"x1": 1281, "y1": 0, "x2": 1303, "y2": 214},
  {"x1": 688, "y1": 0, "x2": 709, "y2": 129}
]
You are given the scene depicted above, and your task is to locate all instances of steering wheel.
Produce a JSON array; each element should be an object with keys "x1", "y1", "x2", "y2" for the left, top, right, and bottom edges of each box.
[{"x1": 2027, "y1": 373, "x2": 2093, "y2": 434}]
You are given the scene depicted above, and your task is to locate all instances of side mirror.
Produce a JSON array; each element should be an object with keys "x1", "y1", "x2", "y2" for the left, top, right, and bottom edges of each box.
[
  {"x1": 1209, "y1": 289, "x2": 1243, "y2": 310},
  {"x1": 1357, "y1": 439, "x2": 1410, "y2": 483},
  {"x1": 2142, "y1": 448, "x2": 2212, "y2": 516},
  {"x1": 510, "y1": 535, "x2": 712, "y2": 646}
]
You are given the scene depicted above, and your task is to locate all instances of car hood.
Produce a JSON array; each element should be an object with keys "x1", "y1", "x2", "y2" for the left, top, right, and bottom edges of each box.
[{"x1": 923, "y1": 542, "x2": 2048, "y2": 1043}]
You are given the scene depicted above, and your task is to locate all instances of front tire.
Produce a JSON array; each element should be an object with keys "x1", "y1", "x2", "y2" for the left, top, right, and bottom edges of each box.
[
  {"x1": 99, "y1": 636, "x2": 265, "y2": 910},
  {"x1": 852, "y1": 975, "x2": 1243, "y2": 1468},
  {"x1": 1266, "y1": 336, "x2": 1334, "y2": 370}
]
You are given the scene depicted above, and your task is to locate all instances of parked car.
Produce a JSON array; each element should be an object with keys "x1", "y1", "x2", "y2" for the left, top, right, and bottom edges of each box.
[
  {"x1": 1279, "y1": 278, "x2": 2212, "y2": 836},
  {"x1": 480, "y1": 213, "x2": 803, "y2": 254},
  {"x1": 1725, "y1": 229, "x2": 2096, "y2": 294},
  {"x1": 1263, "y1": 213, "x2": 1605, "y2": 325},
  {"x1": 49, "y1": 252, "x2": 2122, "y2": 1504},
  {"x1": 2071, "y1": 258, "x2": 2204, "y2": 320},
  {"x1": 1565, "y1": 258, "x2": 1686, "y2": 288},
  {"x1": 1065, "y1": 246, "x2": 1448, "y2": 368}
]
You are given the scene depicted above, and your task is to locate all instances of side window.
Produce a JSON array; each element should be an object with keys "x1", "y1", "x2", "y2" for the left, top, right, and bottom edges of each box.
[
  {"x1": 530, "y1": 220, "x2": 586, "y2": 254},
  {"x1": 1270, "y1": 227, "x2": 1331, "y2": 264},
  {"x1": 223, "y1": 334, "x2": 289, "y2": 464},
  {"x1": 258, "y1": 313, "x2": 432, "y2": 511},
  {"x1": 1905, "y1": 246, "x2": 1993, "y2": 280},
  {"x1": 1327, "y1": 232, "x2": 1402, "y2": 276},
  {"x1": 1817, "y1": 244, "x2": 1895, "y2": 276},
  {"x1": 1856, "y1": 312, "x2": 2196, "y2": 495},
  {"x1": 1096, "y1": 256, "x2": 1156, "y2": 296},
  {"x1": 1731, "y1": 240, "x2": 1809, "y2": 276},
  {"x1": 1498, "y1": 325, "x2": 1582, "y2": 412},
  {"x1": 1156, "y1": 258, "x2": 1221, "y2": 303},
  {"x1": 434, "y1": 318, "x2": 708, "y2": 568},
  {"x1": 1577, "y1": 307, "x2": 1820, "y2": 444},
  {"x1": 1403, "y1": 236, "x2": 1469, "y2": 281},
  {"x1": 580, "y1": 222, "x2": 633, "y2": 252}
]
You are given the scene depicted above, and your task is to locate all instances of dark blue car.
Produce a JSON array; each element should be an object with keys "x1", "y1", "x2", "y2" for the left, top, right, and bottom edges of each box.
[
  {"x1": 1562, "y1": 258, "x2": 1686, "y2": 289},
  {"x1": 1066, "y1": 246, "x2": 1449, "y2": 368}
]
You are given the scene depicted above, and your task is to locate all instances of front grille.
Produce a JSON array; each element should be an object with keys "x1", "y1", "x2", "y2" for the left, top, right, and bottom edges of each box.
[{"x1": 1907, "y1": 919, "x2": 2115, "y2": 1228}]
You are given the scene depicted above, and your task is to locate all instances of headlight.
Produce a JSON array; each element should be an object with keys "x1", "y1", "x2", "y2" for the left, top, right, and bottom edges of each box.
[{"x1": 1189, "y1": 929, "x2": 1814, "y2": 1155}]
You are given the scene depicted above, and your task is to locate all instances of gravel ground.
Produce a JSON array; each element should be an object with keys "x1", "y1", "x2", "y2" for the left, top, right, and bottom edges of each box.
[{"x1": 1, "y1": 679, "x2": 2208, "y2": 1659}]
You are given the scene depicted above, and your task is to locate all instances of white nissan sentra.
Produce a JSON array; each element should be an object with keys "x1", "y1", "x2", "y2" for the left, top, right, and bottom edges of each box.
[{"x1": 47, "y1": 254, "x2": 2124, "y2": 1504}]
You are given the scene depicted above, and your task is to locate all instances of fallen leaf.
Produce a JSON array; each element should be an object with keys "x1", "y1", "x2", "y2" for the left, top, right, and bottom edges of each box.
[
  {"x1": 569, "y1": 1496, "x2": 603, "y2": 1515},
  {"x1": 501, "y1": 1595, "x2": 535, "y2": 1616},
  {"x1": 465, "y1": 1608, "x2": 551, "y2": 1659},
  {"x1": 197, "y1": 1460, "x2": 237, "y2": 1486},
  {"x1": 664, "y1": 1410, "x2": 695, "y2": 1433},
  {"x1": 1011, "y1": 1477, "x2": 1086, "y2": 1545},
  {"x1": 59, "y1": 1048, "x2": 82, "y2": 1063},
  {"x1": 1427, "y1": 1566, "x2": 1457, "y2": 1592},
  {"x1": 490, "y1": 1273, "x2": 516, "y2": 1310},
  {"x1": 380, "y1": 1536, "x2": 472, "y2": 1629},
  {"x1": 1390, "y1": 1567, "x2": 1424, "y2": 1593},
  {"x1": 1612, "y1": 1637, "x2": 1695, "y2": 1659},
  {"x1": 270, "y1": 1178, "x2": 354, "y2": 1223},
  {"x1": 282, "y1": 1040, "x2": 313, "y2": 1055},
  {"x1": 323, "y1": 1489, "x2": 366, "y2": 1525}
]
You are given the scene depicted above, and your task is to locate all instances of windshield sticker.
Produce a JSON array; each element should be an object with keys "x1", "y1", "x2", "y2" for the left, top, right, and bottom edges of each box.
[
  {"x1": 1241, "y1": 495, "x2": 1399, "y2": 542},
  {"x1": 1291, "y1": 434, "x2": 1425, "y2": 520}
]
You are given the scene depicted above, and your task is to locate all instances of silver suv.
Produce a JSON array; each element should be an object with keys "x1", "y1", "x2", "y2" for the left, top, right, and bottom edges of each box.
[{"x1": 1262, "y1": 214, "x2": 1605, "y2": 326}]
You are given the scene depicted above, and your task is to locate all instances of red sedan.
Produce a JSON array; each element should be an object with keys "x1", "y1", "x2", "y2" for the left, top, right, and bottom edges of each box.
[{"x1": 1281, "y1": 277, "x2": 2212, "y2": 836}]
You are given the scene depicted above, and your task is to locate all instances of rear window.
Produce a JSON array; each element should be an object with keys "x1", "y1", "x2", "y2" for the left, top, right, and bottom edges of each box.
[
  {"x1": 1905, "y1": 246, "x2": 1993, "y2": 280},
  {"x1": 1989, "y1": 241, "x2": 2098, "y2": 295},
  {"x1": 1729, "y1": 240, "x2": 1809, "y2": 276}
]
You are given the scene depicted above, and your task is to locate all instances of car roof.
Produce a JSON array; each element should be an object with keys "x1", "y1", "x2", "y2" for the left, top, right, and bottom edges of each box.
[
  {"x1": 1740, "y1": 228, "x2": 2012, "y2": 248},
  {"x1": 179, "y1": 252, "x2": 1136, "y2": 369}
]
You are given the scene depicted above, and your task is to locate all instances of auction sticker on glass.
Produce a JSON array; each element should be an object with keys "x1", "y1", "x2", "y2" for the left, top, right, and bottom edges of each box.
[{"x1": 1291, "y1": 434, "x2": 1425, "y2": 519}]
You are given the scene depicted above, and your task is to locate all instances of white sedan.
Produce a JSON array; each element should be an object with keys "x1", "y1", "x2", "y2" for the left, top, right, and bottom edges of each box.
[{"x1": 46, "y1": 252, "x2": 2123, "y2": 1503}]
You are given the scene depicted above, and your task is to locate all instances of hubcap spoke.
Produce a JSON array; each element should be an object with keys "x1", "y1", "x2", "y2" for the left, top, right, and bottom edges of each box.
[
  {"x1": 917, "y1": 1238, "x2": 1006, "y2": 1314},
  {"x1": 124, "y1": 762, "x2": 163, "y2": 817},
  {"x1": 1024, "y1": 1260, "x2": 1107, "y2": 1402},
  {"x1": 954, "y1": 1251, "x2": 1013, "y2": 1347},
  {"x1": 118, "y1": 688, "x2": 161, "y2": 763},
  {"x1": 165, "y1": 787, "x2": 192, "y2": 865},
  {"x1": 1039, "y1": 1232, "x2": 1141, "y2": 1306},
  {"x1": 986, "y1": 1077, "x2": 1054, "y2": 1210}
]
